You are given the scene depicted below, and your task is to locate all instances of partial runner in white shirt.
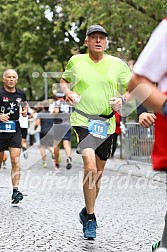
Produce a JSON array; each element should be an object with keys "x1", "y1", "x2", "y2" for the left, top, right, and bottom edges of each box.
[{"x1": 128, "y1": 17, "x2": 167, "y2": 251}]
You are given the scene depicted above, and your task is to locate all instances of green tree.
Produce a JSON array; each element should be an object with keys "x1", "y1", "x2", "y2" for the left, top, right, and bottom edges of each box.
[{"x1": 0, "y1": 0, "x2": 167, "y2": 101}]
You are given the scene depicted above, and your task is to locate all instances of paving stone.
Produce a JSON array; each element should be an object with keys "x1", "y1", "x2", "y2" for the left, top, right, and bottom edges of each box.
[{"x1": 0, "y1": 147, "x2": 166, "y2": 251}]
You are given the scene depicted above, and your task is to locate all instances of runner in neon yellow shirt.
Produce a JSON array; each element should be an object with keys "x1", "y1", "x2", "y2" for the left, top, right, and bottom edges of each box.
[{"x1": 60, "y1": 24, "x2": 131, "y2": 239}]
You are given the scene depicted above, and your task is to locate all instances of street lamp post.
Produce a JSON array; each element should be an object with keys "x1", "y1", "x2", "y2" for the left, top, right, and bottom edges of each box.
[{"x1": 44, "y1": 76, "x2": 48, "y2": 100}]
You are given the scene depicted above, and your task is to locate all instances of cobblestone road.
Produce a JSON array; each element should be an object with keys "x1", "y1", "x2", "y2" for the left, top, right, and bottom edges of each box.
[{"x1": 0, "y1": 145, "x2": 166, "y2": 252}]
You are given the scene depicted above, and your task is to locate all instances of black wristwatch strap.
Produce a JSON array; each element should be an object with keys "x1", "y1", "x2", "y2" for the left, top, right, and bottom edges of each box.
[
  {"x1": 162, "y1": 101, "x2": 167, "y2": 116},
  {"x1": 120, "y1": 96, "x2": 126, "y2": 104}
]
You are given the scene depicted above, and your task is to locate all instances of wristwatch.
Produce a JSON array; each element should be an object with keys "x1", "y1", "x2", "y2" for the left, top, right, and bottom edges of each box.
[{"x1": 120, "y1": 96, "x2": 127, "y2": 104}]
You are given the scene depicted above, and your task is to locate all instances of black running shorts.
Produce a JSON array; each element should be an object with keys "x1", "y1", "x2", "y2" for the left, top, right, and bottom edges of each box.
[
  {"x1": 0, "y1": 125, "x2": 22, "y2": 151},
  {"x1": 73, "y1": 126, "x2": 113, "y2": 161},
  {"x1": 21, "y1": 128, "x2": 28, "y2": 139}
]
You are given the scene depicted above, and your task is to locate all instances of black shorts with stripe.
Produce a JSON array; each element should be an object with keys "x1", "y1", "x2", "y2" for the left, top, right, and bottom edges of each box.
[
  {"x1": 73, "y1": 126, "x2": 113, "y2": 161},
  {"x1": 0, "y1": 122, "x2": 22, "y2": 151}
]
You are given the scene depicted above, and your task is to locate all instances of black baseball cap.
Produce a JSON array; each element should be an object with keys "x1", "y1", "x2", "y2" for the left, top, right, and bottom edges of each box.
[{"x1": 86, "y1": 25, "x2": 108, "y2": 37}]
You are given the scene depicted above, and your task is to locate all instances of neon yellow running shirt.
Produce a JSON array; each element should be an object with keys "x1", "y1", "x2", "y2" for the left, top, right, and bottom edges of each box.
[{"x1": 62, "y1": 54, "x2": 131, "y2": 134}]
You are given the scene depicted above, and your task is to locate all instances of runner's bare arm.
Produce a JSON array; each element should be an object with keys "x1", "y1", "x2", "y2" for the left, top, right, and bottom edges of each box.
[
  {"x1": 128, "y1": 73, "x2": 167, "y2": 114},
  {"x1": 60, "y1": 78, "x2": 80, "y2": 106}
]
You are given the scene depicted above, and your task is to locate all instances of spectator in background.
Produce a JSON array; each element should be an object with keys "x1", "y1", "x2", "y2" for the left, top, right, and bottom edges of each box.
[
  {"x1": 35, "y1": 100, "x2": 54, "y2": 168},
  {"x1": 19, "y1": 106, "x2": 33, "y2": 158},
  {"x1": 28, "y1": 107, "x2": 40, "y2": 146},
  {"x1": 50, "y1": 91, "x2": 73, "y2": 169}
]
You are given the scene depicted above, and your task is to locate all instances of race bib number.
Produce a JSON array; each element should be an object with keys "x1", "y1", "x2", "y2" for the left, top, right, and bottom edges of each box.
[
  {"x1": 88, "y1": 119, "x2": 109, "y2": 139},
  {"x1": 0, "y1": 121, "x2": 16, "y2": 133}
]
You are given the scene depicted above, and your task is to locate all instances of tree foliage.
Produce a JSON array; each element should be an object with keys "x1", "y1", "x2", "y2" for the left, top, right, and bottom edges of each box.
[{"x1": 0, "y1": 0, "x2": 166, "y2": 100}]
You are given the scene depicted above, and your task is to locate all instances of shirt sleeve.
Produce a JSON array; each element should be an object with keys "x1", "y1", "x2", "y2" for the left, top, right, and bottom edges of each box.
[
  {"x1": 61, "y1": 57, "x2": 74, "y2": 83},
  {"x1": 118, "y1": 62, "x2": 131, "y2": 94},
  {"x1": 133, "y1": 19, "x2": 167, "y2": 82}
]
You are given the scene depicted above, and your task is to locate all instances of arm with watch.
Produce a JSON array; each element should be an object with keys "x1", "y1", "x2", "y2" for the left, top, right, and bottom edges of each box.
[
  {"x1": 109, "y1": 86, "x2": 159, "y2": 127},
  {"x1": 109, "y1": 90, "x2": 131, "y2": 112}
]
